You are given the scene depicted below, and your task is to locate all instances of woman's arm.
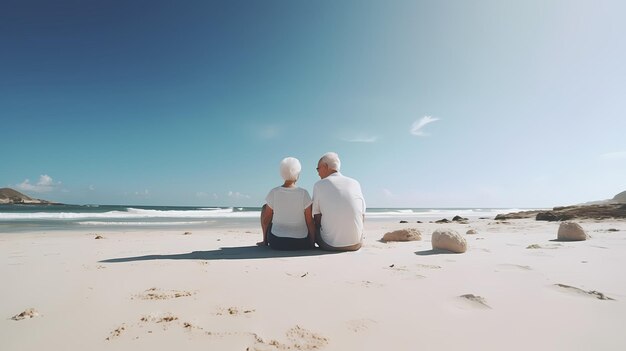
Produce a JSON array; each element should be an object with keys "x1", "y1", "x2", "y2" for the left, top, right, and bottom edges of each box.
[
  {"x1": 258, "y1": 204, "x2": 273, "y2": 246},
  {"x1": 305, "y1": 205, "x2": 316, "y2": 248}
]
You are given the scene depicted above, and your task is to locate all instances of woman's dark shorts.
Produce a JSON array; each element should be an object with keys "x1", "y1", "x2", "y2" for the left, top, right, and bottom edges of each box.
[{"x1": 268, "y1": 231, "x2": 310, "y2": 250}]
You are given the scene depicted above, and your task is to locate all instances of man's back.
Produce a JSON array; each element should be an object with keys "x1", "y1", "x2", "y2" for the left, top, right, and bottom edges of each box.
[{"x1": 312, "y1": 172, "x2": 365, "y2": 247}]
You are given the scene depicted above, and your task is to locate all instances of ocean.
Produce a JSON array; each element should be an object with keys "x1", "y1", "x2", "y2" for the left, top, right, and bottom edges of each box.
[{"x1": 0, "y1": 204, "x2": 534, "y2": 233}]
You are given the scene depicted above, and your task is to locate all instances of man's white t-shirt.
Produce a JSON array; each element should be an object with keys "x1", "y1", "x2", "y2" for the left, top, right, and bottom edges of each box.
[
  {"x1": 312, "y1": 172, "x2": 365, "y2": 247},
  {"x1": 265, "y1": 186, "x2": 312, "y2": 239}
]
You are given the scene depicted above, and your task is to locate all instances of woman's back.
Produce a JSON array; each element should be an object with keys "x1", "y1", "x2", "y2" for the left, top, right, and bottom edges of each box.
[{"x1": 265, "y1": 186, "x2": 311, "y2": 239}]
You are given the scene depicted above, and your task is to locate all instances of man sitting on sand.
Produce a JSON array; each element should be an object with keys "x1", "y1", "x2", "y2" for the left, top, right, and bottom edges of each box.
[{"x1": 313, "y1": 152, "x2": 365, "y2": 251}]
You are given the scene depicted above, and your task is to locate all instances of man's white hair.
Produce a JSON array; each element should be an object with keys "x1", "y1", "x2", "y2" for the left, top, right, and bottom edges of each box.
[
  {"x1": 280, "y1": 157, "x2": 302, "y2": 181},
  {"x1": 320, "y1": 152, "x2": 341, "y2": 171}
]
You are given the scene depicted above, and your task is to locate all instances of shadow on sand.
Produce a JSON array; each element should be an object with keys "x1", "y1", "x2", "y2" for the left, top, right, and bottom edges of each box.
[
  {"x1": 100, "y1": 245, "x2": 340, "y2": 263},
  {"x1": 414, "y1": 249, "x2": 458, "y2": 256}
]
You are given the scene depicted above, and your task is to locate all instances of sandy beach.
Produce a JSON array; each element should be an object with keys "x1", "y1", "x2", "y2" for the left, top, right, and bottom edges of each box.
[{"x1": 2, "y1": 218, "x2": 626, "y2": 350}]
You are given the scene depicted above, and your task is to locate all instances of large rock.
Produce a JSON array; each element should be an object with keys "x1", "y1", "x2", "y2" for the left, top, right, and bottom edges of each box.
[
  {"x1": 557, "y1": 222, "x2": 588, "y2": 241},
  {"x1": 381, "y1": 228, "x2": 422, "y2": 242},
  {"x1": 495, "y1": 210, "x2": 540, "y2": 220},
  {"x1": 536, "y1": 212, "x2": 574, "y2": 221},
  {"x1": 432, "y1": 229, "x2": 467, "y2": 253}
]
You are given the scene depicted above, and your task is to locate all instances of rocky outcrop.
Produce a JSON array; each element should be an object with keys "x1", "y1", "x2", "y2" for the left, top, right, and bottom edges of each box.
[
  {"x1": 495, "y1": 203, "x2": 626, "y2": 221},
  {"x1": 0, "y1": 188, "x2": 58, "y2": 205},
  {"x1": 494, "y1": 210, "x2": 541, "y2": 220},
  {"x1": 431, "y1": 229, "x2": 467, "y2": 253},
  {"x1": 537, "y1": 204, "x2": 626, "y2": 221},
  {"x1": 381, "y1": 228, "x2": 422, "y2": 242},
  {"x1": 495, "y1": 190, "x2": 626, "y2": 221},
  {"x1": 557, "y1": 222, "x2": 589, "y2": 241}
]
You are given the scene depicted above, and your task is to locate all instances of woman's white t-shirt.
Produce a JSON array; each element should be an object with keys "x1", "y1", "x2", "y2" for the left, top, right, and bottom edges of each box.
[{"x1": 265, "y1": 186, "x2": 312, "y2": 239}]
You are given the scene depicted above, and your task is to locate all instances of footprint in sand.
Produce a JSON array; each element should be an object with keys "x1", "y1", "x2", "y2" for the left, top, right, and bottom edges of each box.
[
  {"x1": 133, "y1": 287, "x2": 194, "y2": 300},
  {"x1": 348, "y1": 280, "x2": 384, "y2": 288},
  {"x1": 415, "y1": 264, "x2": 442, "y2": 269},
  {"x1": 495, "y1": 264, "x2": 532, "y2": 272},
  {"x1": 494, "y1": 263, "x2": 533, "y2": 272},
  {"x1": 384, "y1": 265, "x2": 426, "y2": 279},
  {"x1": 554, "y1": 284, "x2": 615, "y2": 301},
  {"x1": 140, "y1": 313, "x2": 179, "y2": 324},
  {"x1": 215, "y1": 306, "x2": 256, "y2": 316},
  {"x1": 11, "y1": 308, "x2": 41, "y2": 321},
  {"x1": 105, "y1": 324, "x2": 127, "y2": 340},
  {"x1": 248, "y1": 325, "x2": 329, "y2": 351},
  {"x1": 458, "y1": 294, "x2": 492, "y2": 309},
  {"x1": 345, "y1": 318, "x2": 378, "y2": 333},
  {"x1": 106, "y1": 312, "x2": 184, "y2": 341},
  {"x1": 286, "y1": 271, "x2": 311, "y2": 278}
]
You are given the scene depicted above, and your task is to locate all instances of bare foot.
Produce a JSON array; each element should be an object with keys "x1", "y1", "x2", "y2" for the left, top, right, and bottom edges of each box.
[{"x1": 256, "y1": 241, "x2": 267, "y2": 247}]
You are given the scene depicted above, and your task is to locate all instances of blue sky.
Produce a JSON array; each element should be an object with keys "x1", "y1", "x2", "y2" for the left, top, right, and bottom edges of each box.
[{"x1": 1, "y1": 0, "x2": 625, "y2": 208}]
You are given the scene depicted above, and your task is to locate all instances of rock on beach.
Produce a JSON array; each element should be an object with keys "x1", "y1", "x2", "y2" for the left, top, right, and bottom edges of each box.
[
  {"x1": 557, "y1": 222, "x2": 588, "y2": 241},
  {"x1": 381, "y1": 228, "x2": 422, "y2": 242},
  {"x1": 432, "y1": 229, "x2": 467, "y2": 253}
]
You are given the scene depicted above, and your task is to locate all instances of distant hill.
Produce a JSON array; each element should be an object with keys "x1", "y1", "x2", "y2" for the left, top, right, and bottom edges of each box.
[
  {"x1": 612, "y1": 190, "x2": 626, "y2": 203},
  {"x1": 0, "y1": 188, "x2": 59, "y2": 205}
]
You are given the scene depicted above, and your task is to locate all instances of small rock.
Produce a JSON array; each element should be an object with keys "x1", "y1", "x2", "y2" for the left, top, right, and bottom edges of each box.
[
  {"x1": 435, "y1": 218, "x2": 450, "y2": 223},
  {"x1": 607, "y1": 228, "x2": 619, "y2": 232},
  {"x1": 526, "y1": 244, "x2": 542, "y2": 249},
  {"x1": 452, "y1": 215, "x2": 468, "y2": 222},
  {"x1": 416, "y1": 221, "x2": 422, "y2": 223},
  {"x1": 381, "y1": 228, "x2": 422, "y2": 242},
  {"x1": 432, "y1": 229, "x2": 467, "y2": 253},
  {"x1": 94, "y1": 235, "x2": 104, "y2": 239},
  {"x1": 466, "y1": 229, "x2": 477, "y2": 235},
  {"x1": 183, "y1": 231, "x2": 192, "y2": 235},
  {"x1": 399, "y1": 220, "x2": 408, "y2": 224},
  {"x1": 557, "y1": 222, "x2": 588, "y2": 241}
]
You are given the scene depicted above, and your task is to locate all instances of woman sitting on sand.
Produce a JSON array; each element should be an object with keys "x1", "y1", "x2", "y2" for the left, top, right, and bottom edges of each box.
[{"x1": 257, "y1": 157, "x2": 316, "y2": 250}]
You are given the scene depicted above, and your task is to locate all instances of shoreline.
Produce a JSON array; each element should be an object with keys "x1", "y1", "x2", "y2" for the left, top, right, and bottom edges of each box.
[{"x1": 2, "y1": 218, "x2": 626, "y2": 350}]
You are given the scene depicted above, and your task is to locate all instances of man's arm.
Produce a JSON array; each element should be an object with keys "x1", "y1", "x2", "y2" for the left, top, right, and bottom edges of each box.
[{"x1": 314, "y1": 214, "x2": 322, "y2": 233}]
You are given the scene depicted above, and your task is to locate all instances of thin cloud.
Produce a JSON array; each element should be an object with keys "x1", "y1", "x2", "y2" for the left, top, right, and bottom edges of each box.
[
  {"x1": 600, "y1": 151, "x2": 626, "y2": 160},
  {"x1": 228, "y1": 191, "x2": 250, "y2": 199},
  {"x1": 382, "y1": 188, "x2": 395, "y2": 198},
  {"x1": 342, "y1": 135, "x2": 379, "y2": 143},
  {"x1": 15, "y1": 174, "x2": 61, "y2": 193},
  {"x1": 256, "y1": 125, "x2": 281, "y2": 139},
  {"x1": 196, "y1": 192, "x2": 219, "y2": 200},
  {"x1": 133, "y1": 189, "x2": 150, "y2": 198},
  {"x1": 410, "y1": 116, "x2": 440, "y2": 136}
]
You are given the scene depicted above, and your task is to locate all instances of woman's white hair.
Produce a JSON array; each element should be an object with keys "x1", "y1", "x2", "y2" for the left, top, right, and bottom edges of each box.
[
  {"x1": 320, "y1": 152, "x2": 341, "y2": 171},
  {"x1": 280, "y1": 157, "x2": 302, "y2": 181}
]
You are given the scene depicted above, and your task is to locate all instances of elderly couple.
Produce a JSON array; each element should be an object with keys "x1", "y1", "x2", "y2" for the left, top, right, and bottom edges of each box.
[{"x1": 257, "y1": 152, "x2": 365, "y2": 252}]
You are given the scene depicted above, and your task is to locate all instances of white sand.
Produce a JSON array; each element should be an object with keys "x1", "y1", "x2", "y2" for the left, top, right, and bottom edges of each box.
[{"x1": 2, "y1": 218, "x2": 626, "y2": 350}]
